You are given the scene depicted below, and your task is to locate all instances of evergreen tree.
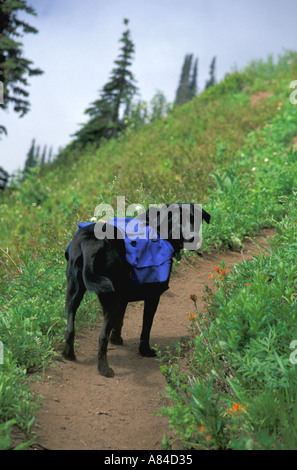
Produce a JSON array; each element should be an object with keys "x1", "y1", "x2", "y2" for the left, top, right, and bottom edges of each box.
[
  {"x1": 205, "y1": 56, "x2": 217, "y2": 89},
  {"x1": 105, "y1": 18, "x2": 138, "y2": 138},
  {"x1": 47, "y1": 146, "x2": 53, "y2": 164},
  {"x1": 75, "y1": 18, "x2": 138, "y2": 145},
  {"x1": 123, "y1": 90, "x2": 171, "y2": 132},
  {"x1": 0, "y1": 0, "x2": 43, "y2": 137},
  {"x1": 23, "y1": 138, "x2": 38, "y2": 176},
  {"x1": 0, "y1": 166, "x2": 9, "y2": 193},
  {"x1": 175, "y1": 54, "x2": 192, "y2": 106},
  {"x1": 189, "y1": 57, "x2": 198, "y2": 98},
  {"x1": 40, "y1": 145, "x2": 47, "y2": 166},
  {"x1": 150, "y1": 90, "x2": 171, "y2": 122},
  {"x1": 175, "y1": 54, "x2": 198, "y2": 106},
  {"x1": 125, "y1": 99, "x2": 148, "y2": 130}
]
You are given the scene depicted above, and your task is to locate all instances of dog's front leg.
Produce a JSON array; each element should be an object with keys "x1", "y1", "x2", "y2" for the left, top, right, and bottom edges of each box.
[
  {"x1": 110, "y1": 299, "x2": 128, "y2": 346},
  {"x1": 139, "y1": 294, "x2": 160, "y2": 357}
]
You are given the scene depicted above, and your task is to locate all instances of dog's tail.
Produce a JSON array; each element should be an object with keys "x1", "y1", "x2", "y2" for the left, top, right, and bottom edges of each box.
[{"x1": 80, "y1": 240, "x2": 115, "y2": 295}]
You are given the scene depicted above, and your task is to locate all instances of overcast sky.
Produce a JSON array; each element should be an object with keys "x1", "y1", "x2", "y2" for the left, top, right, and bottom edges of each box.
[{"x1": 1, "y1": 0, "x2": 297, "y2": 174}]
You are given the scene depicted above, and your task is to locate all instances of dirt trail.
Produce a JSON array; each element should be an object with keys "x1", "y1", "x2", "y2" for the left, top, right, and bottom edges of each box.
[{"x1": 30, "y1": 230, "x2": 274, "y2": 450}]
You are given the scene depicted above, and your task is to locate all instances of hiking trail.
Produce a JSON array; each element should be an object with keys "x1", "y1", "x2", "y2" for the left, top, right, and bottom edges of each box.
[{"x1": 29, "y1": 229, "x2": 274, "y2": 450}]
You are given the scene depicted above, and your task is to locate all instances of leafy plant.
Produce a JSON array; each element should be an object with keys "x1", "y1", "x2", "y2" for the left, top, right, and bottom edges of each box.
[{"x1": 1, "y1": 50, "x2": 297, "y2": 449}]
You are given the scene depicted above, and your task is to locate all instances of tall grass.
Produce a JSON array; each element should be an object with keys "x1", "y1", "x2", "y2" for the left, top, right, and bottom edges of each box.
[
  {"x1": 0, "y1": 51, "x2": 297, "y2": 448},
  {"x1": 157, "y1": 55, "x2": 297, "y2": 449}
]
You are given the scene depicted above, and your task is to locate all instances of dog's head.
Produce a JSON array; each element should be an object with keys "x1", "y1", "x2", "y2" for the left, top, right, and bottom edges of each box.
[{"x1": 142, "y1": 203, "x2": 211, "y2": 253}]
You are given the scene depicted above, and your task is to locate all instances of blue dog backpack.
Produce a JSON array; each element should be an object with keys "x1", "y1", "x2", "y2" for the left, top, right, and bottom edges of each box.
[
  {"x1": 108, "y1": 217, "x2": 174, "y2": 285},
  {"x1": 66, "y1": 218, "x2": 174, "y2": 285}
]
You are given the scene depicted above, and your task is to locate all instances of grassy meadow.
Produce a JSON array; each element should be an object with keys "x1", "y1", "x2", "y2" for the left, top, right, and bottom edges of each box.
[{"x1": 1, "y1": 51, "x2": 297, "y2": 449}]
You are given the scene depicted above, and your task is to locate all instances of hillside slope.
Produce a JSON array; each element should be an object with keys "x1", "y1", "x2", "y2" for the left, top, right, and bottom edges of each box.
[
  {"x1": 1, "y1": 52, "x2": 297, "y2": 449},
  {"x1": 1, "y1": 53, "x2": 296, "y2": 250}
]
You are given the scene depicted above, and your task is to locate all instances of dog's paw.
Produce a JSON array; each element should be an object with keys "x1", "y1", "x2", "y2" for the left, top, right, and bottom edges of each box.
[
  {"x1": 139, "y1": 343, "x2": 157, "y2": 357},
  {"x1": 62, "y1": 346, "x2": 76, "y2": 361},
  {"x1": 98, "y1": 366, "x2": 115, "y2": 378},
  {"x1": 110, "y1": 332, "x2": 124, "y2": 345}
]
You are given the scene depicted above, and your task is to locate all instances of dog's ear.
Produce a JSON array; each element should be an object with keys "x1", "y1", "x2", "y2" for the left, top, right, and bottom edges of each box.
[{"x1": 202, "y1": 209, "x2": 211, "y2": 224}]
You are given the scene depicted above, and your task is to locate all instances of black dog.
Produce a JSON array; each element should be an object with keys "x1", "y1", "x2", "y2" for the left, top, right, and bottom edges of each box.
[{"x1": 63, "y1": 204, "x2": 211, "y2": 377}]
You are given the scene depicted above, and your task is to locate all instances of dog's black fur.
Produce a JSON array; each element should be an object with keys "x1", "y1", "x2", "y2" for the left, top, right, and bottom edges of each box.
[{"x1": 63, "y1": 204, "x2": 211, "y2": 377}]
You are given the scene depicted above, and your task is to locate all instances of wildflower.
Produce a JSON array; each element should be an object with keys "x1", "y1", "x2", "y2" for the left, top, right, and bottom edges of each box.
[
  {"x1": 198, "y1": 426, "x2": 205, "y2": 432},
  {"x1": 187, "y1": 313, "x2": 197, "y2": 319},
  {"x1": 190, "y1": 294, "x2": 198, "y2": 302},
  {"x1": 228, "y1": 403, "x2": 247, "y2": 414},
  {"x1": 251, "y1": 167, "x2": 256, "y2": 172},
  {"x1": 245, "y1": 282, "x2": 251, "y2": 286},
  {"x1": 264, "y1": 158, "x2": 269, "y2": 162},
  {"x1": 221, "y1": 269, "x2": 227, "y2": 275},
  {"x1": 208, "y1": 274, "x2": 213, "y2": 279},
  {"x1": 206, "y1": 434, "x2": 212, "y2": 440},
  {"x1": 214, "y1": 266, "x2": 220, "y2": 272}
]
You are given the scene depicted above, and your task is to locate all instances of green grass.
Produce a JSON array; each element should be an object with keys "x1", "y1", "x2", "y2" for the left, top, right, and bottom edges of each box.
[
  {"x1": 158, "y1": 207, "x2": 297, "y2": 450},
  {"x1": 156, "y1": 53, "x2": 297, "y2": 449},
  {"x1": 0, "y1": 58, "x2": 285, "y2": 246},
  {"x1": 0, "y1": 51, "x2": 297, "y2": 448}
]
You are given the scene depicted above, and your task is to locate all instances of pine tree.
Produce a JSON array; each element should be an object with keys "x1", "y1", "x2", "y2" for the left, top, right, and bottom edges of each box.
[
  {"x1": 47, "y1": 146, "x2": 53, "y2": 164},
  {"x1": 23, "y1": 138, "x2": 38, "y2": 177},
  {"x1": 104, "y1": 18, "x2": 138, "y2": 138},
  {"x1": 175, "y1": 54, "x2": 198, "y2": 106},
  {"x1": 75, "y1": 18, "x2": 137, "y2": 145},
  {"x1": 40, "y1": 145, "x2": 47, "y2": 166},
  {"x1": 0, "y1": 0, "x2": 43, "y2": 137},
  {"x1": 175, "y1": 54, "x2": 192, "y2": 106},
  {"x1": 150, "y1": 90, "x2": 171, "y2": 122},
  {"x1": 0, "y1": 166, "x2": 9, "y2": 193},
  {"x1": 189, "y1": 57, "x2": 198, "y2": 98},
  {"x1": 205, "y1": 56, "x2": 217, "y2": 89}
]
